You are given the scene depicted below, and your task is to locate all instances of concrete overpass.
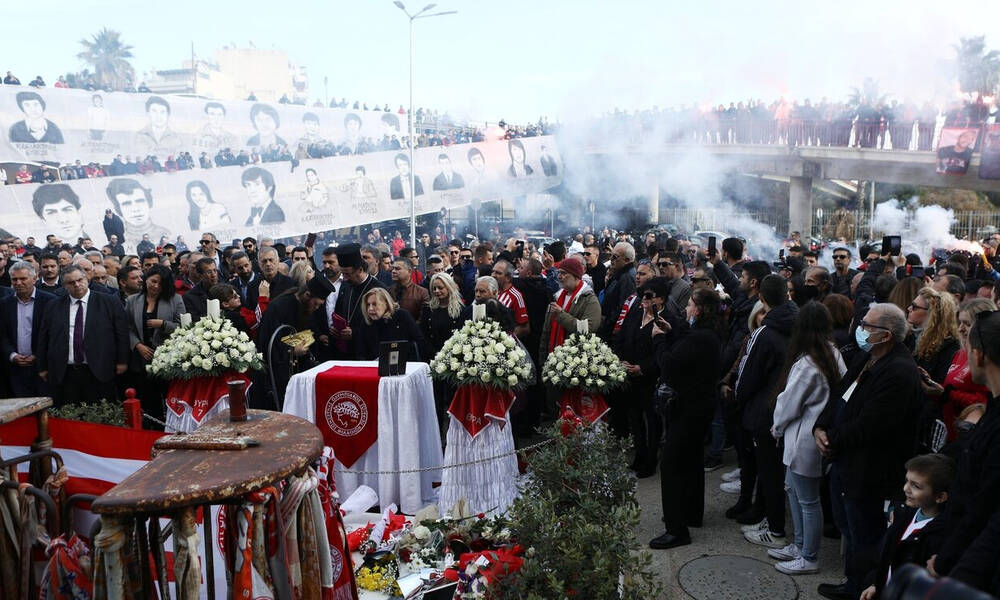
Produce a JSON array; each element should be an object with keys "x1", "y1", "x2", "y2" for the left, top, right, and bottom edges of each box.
[{"x1": 579, "y1": 143, "x2": 1000, "y2": 235}]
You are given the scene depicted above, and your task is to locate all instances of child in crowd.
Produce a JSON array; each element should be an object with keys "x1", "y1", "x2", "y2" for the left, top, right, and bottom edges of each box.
[
  {"x1": 209, "y1": 283, "x2": 264, "y2": 339},
  {"x1": 859, "y1": 454, "x2": 956, "y2": 600}
]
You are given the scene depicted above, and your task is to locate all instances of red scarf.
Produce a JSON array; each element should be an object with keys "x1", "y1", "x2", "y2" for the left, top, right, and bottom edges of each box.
[
  {"x1": 613, "y1": 294, "x2": 637, "y2": 334},
  {"x1": 548, "y1": 280, "x2": 584, "y2": 352}
]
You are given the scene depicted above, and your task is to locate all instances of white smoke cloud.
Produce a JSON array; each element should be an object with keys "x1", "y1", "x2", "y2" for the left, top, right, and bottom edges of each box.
[{"x1": 872, "y1": 198, "x2": 983, "y2": 263}]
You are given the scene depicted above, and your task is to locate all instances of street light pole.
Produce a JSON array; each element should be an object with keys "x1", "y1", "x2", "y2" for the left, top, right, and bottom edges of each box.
[{"x1": 395, "y1": 1, "x2": 457, "y2": 248}]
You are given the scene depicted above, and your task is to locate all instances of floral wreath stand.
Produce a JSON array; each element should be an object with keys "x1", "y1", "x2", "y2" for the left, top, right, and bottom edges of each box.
[
  {"x1": 164, "y1": 373, "x2": 251, "y2": 433},
  {"x1": 558, "y1": 388, "x2": 610, "y2": 424}
]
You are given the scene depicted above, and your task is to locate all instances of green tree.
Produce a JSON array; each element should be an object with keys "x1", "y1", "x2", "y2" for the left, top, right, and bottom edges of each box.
[
  {"x1": 954, "y1": 36, "x2": 1000, "y2": 96},
  {"x1": 77, "y1": 28, "x2": 135, "y2": 90}
]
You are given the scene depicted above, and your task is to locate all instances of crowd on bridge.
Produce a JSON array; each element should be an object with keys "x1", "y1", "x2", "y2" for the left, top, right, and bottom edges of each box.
[
  {"x1": 598, "y1": 95, "x2": 999, "y2": 151},
  {"x1": 2, "y1": 210, "x2": 1000, "y2": 597}
]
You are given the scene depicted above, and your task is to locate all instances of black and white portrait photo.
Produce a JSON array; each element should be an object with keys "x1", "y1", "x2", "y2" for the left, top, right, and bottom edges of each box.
[
  {"x1": 135, "y1": 96, "x2": 183, "y2": 156},
  {"x1": 247, "y1": 103, "x2": 287, "y2": 148},
  {"x1": 506, "y1": 139, "x2": 534, "y2": 178},
  {"x1": 389, "y1": 152, "x2": 424, "y2": 200},
  {"x1": 9, "y1": 91, "x2": 64, "y2": 144},
  {"x1": 432, "y1": 153, "x2": 465, "y2": 190},
  {"x1": 242, "y1": 166, "x2": 286, "y2": 225}
]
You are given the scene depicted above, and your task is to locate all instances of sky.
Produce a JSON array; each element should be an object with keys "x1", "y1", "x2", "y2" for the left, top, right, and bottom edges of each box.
[{"x1": 1, "y1": 0, "x2": 996, "y2": 124}]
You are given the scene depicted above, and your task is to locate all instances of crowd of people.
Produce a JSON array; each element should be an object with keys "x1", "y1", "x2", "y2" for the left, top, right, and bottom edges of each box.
[
  {"x1": 2, "y1": 220, "x2": 1000, "y2": 599},
  {"x1": 596, "y1": 95, "x2": 998, "y2": 151}
]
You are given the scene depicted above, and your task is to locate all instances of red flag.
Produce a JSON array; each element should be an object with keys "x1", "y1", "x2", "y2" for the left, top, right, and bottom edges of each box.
[
  {"x1": 315, "y1": 366, "x2": 380, "y2": 468},
  {"x1": 447, "y1": 385, "x2": 515, "y2": 439}
]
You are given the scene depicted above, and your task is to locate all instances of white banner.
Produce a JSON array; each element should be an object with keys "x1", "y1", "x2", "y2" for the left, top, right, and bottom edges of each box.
[
  {"x1": 0, "y1": 135, "x2": 561, "y2": 252},
  {"x1": 0, "y1": 86, "x2": 456, "y2": 164}
]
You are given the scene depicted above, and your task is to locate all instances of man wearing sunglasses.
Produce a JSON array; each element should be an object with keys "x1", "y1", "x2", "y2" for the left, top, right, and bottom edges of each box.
[
  {"x1": 656, "y1": 252, "x2": 690, "y2": 317},
  {"x1": 830, "y1": 247, "x2": 857, "y2": 298},
  {"x1": 813, "y1": 303, "x2": 922, "y2": 600}
]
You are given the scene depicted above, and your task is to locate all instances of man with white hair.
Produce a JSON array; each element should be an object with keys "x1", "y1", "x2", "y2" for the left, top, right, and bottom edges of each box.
[
  {"x1": 813, "y1": 303, "x2": 922, "y2": 600},
  {"x1": 599, "y1": 241, "x2": 637, "y2": 339}
]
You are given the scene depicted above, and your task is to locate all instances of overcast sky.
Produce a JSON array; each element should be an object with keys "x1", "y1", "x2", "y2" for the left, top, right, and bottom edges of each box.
[{"x1": 2, "y1": 1, "x2": 995, "y2": 123}]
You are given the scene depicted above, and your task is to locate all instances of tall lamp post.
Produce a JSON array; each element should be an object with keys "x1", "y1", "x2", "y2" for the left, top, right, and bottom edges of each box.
[{"x1": 394, "y1": 1, "x2": 457, "y2": 247}]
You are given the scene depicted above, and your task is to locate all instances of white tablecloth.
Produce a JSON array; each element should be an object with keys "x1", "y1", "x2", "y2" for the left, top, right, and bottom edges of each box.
[{"x1": 283, "y1": 360, "x2": 442, "y2": 514}]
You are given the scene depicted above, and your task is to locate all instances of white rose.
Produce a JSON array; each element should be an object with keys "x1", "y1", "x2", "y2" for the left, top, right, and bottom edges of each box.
[
  {"x1": 508, "y1": 374, "x2": 519, "y2": 385},
  {"x1": 230, "y1": 348, "x2": 240, "y2": 358},
  {"x1": 503, "y1": 337, "x2": 515, "y2": 348},
  {"x1": 486, "y1": 354, "x2": 499, "y2": 364},
  {"x1": 192, "y1": 356, "x2": 203, "y2": 367},
  {"x1": 435, "y1": 362, "x2": 447, "y2": 373},
  {"x1": 412, "y1": 525, "x2": 431, "y2": 541},
  {"x1": 570, "y1": 377, "x2": 579, "y2": 386},
  {"x1": 599, "y1": 366, "x2": 608, "y2": 376},
  {"x1": 211, "y1": 340, "x2": 223, "y2": 349},
  {"x1": 468, "y1": 367, "x2": 478, "y2": 377},
  {"x1": 481, "y1": 372, "x2": 491, "y2": 382},
  {"x1": 450, "y1": 359, "x2": 460, "y2": 370},
  {"x1": 243, "y1": 352, "x2": 254, "y2": 362}
]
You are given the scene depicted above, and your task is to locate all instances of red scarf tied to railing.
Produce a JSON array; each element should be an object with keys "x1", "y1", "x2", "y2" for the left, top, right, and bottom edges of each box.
[{"x1": 548, "y1": 280, "x2": 584, "y2": 352}]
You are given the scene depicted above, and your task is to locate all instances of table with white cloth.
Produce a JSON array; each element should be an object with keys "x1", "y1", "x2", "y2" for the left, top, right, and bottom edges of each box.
[{"x1": 283, "y1": 360, "x2": 443, "y2": 514}]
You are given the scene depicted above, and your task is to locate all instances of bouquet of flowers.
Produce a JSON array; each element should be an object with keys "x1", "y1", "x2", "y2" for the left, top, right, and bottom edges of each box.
[
  {"x1": 429, "y1": 320, "x2": 533, "y2": 390},
  {"x1": 147, "y1": 317, "x2": 263, "y2": 380},
  {"x1": 541, "y1": 332, "x2": 627, "y2": 393}
]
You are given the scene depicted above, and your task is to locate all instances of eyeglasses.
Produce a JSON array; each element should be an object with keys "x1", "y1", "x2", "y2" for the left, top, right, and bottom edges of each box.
[
  {"x1": 200, "y1": 240, "x2": 212, "y2": 245},
  {"x1": 909, "y1": 302, "x2": 928, "y2": 312},
  {"x1": 833, "y1": 255, "x2": 849, "y2": 260},
  {"x1": 859, "y1": 320, "x2": 891, "y2": 331},
  {"x1": 450, "y1": 250, "x2": 460, "y2": 255}
]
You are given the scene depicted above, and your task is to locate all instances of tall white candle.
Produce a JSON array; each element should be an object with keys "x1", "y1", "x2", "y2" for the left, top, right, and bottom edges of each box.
[{"x1": 207, "y1": 299, "x2": 221, "y2": 320}]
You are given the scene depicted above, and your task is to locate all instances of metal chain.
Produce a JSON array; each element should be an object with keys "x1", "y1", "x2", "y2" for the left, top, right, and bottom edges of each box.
[
  {"x1": 337, "y1": 437, "x2": 556, "y2": 475},
  {"x1": 142, "y1": 412, "x2": 169, "y2": 429}
]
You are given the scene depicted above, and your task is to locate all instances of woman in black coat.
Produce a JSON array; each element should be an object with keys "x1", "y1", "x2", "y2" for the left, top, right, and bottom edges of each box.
[
  {"x1": 354, "y1": 287, "x2": 430, "y2": 362},
  {"x1": 420, "y1": 273, "x2": 472, "y2": 355},
  {"x1": 614, "y1": 278, "x2": 666, "y2": 477},
  {"x1": 649, "y1": 287, "x2": 724, "y2": 550}
]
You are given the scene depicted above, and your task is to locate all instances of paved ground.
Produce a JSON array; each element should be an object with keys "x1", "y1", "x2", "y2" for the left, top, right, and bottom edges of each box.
[{"x1": 634, "y1": 448, "x2": 844, "y2": 600}]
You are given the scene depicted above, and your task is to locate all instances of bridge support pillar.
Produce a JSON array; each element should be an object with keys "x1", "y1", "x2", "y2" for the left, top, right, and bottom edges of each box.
[
  {"x1": 648, "y1": 180, "x2": 660, "y2": 224},
  {"x1": 788, "y1": 176, "x2": 813, "y2": 237}
]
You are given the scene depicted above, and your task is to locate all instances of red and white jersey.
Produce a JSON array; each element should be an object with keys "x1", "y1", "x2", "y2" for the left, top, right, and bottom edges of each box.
[{"x1": 498, "y1": 285, "x2": 529, "y2": 325}]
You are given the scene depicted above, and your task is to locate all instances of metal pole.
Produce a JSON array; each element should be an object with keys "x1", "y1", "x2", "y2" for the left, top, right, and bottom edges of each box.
[
  {"x1": 868, "y1": 181, "x2": 875, "y2": 240},
  {"x1": 408, "y1": 16, "x2": 416, "y2": 248}
]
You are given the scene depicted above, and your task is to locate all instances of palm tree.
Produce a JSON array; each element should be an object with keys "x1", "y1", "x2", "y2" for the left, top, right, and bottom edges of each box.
[
  {"x1": 954, "y1": 36, "x2": 1000, "y2": 96},
  {"x1": 77, "y1": 28, "x2": 135, "y2": 91}
]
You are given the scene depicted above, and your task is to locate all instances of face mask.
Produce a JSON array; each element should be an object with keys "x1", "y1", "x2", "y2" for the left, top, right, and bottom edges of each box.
[{"x1": 855, "y1": 326, "x2": 882, "y2": 352}]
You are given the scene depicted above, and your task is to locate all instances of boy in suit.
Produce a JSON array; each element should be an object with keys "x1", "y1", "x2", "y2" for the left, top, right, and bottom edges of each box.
[{"x1": 859, "y1": 454, "x2": 956, "y2": 600}]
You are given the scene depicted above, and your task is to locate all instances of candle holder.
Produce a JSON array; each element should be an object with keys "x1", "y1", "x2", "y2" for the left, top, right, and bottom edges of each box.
[{"x1": 227, "y1": 380, "x2": 248, "y2": 422}]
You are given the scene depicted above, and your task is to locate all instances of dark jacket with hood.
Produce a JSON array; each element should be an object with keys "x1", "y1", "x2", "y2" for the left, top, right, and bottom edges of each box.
[
  {"x1": 735, "y1": 300, "x2": 798, "y2": 432},
  {"x1": 715, "y1": 259, "x2": 756, "y2": 373}
]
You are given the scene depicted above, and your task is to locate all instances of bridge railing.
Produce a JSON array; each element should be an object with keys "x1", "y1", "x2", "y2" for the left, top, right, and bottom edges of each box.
[{"x1": 607, "y1": 117, "x2": 958, "y2": 152}]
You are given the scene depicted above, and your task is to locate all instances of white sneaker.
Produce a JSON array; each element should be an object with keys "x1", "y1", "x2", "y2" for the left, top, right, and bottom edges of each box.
[
  {"x1": 775, "y1": 557, "x2": 819, "y2": 575},
  {"x1": 740, "y1": 518, "x2": 768, "y2": 534},
  {"x1": 767, "y1": 543, "x2": 800, "y2": 561},
  {"x1": 721, "y1": 468, "x2": 741, "y2": 482},
  {"x1": 744, "y1": 529, "x2": 786, "y2": 549},
  {"x1": 720, "y1": 480, "x2": 741, "y2": 494}
]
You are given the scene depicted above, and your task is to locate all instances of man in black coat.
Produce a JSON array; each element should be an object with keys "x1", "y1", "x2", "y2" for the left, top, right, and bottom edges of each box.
[
  {"x1": 102, "y1": 209, "x2": 125, "y2": 243},
  {"x1": 814, "y1": 303, "x2": 922, "y2": 600},
  {"x1": 0, "y1": 262, "x2": 55, "y2": 396},
  {"x1": 255, "y1": 276, "x2": 331, "y2": 409},
  {"x1": 598, "y1": 242, "x2": 637, "y2": 340},
  {"x1": 36, "y1": 265, "x2": 129, "y2": 406},
  {"x1": 331, "y1": 244, "x2": 385, "y2": 359},
  {"x1": 734, "y1": 275, "x2": 798, "y2": 540},
  {"x1": 183, "y1": 258, "x2": 219, "y2": 321},
  {"x1": 243, "y1": 247, "x2": 296, "y2": 311},
  {"x1": 928, "y1": 311, "x2": 1000, "y2": 581}
]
